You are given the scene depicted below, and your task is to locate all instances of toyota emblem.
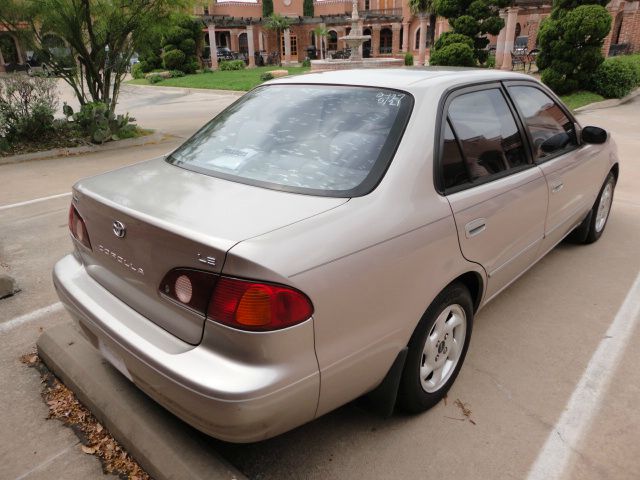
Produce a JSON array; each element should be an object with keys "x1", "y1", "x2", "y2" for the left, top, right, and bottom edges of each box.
[{"x1": 112, "y1": 220, "x2": 126, "y2": 238}]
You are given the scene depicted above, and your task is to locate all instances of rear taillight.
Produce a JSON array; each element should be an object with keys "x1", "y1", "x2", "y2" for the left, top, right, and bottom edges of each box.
[
  {"x1": 68, "y1": 204, "x2": 92, "y2": 249},
  {"x1": 208, "y1": 277, "x2": 314, "y2": 331},
  {"x1": 159, "y1": 268, "x2": 218, "y2": 316}
]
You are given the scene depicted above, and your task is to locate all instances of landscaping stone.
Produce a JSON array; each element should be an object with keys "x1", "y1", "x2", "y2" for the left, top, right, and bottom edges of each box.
[
  {"x1": 0, "y1": 274, "x2": 20, "y2": 299},
  {"x1": 268, "y1": 69, "x2": 290, "y2": 78}
]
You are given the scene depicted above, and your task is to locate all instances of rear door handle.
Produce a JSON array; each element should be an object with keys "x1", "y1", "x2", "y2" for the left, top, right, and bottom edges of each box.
[
  {"x1": 465, "y1": 218, "x2": 486, "y2": 238},
  {"x1": 551, "y1": 181, "x2": 564, "y2": 193}
]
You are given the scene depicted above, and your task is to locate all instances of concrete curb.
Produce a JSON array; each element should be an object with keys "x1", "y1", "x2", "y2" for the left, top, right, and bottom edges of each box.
[
  {"x1": 37, "y1": 323, "x2": 245, "y2": 480},
  {"x1": 0, "y1": 132, "x2": 173, "y2": 166},
  {"x1": 575, "y1": 87, "x2": 640, "y2": 113},
  {"x1": 124, "y1": 82, "x2": 246, "y2": 97}
]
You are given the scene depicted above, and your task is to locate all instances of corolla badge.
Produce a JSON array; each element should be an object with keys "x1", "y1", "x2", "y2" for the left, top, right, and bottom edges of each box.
[{"x1": 112, "y1": 220, "x2": 126, "y2": 238}]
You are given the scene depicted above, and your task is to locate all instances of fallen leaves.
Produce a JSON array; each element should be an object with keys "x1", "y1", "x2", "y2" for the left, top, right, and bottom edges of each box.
[
  {"x1": 21, "y1": 351, "x2": 151, "y2": 480},
  {"x1": 444, "y1": 398, "x2": 477, "y2": 425}
]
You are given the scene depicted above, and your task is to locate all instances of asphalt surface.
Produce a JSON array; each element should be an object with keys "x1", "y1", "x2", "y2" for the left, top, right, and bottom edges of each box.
[{"x1": 1, "y1": 85, "x2": 639, "y2": 480}]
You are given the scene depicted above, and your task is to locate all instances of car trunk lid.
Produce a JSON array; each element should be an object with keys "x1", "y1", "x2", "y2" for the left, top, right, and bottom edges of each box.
[{"x1": 73, "y1": 158, "x2": 347, "y2": 344}]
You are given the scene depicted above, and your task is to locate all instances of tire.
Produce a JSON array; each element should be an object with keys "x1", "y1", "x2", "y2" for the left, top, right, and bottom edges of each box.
[
  {"x1": 567, "y1": 172, "x2": 616, "y2": 244},
  {"x1": 397, "y1": 282, "x2": 473, "y2": 413}
]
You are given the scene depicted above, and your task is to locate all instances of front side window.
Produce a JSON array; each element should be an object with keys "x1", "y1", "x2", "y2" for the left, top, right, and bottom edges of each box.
[
  {"x1": 508, "y1": 85, "x2": 577, "y2": 160},
  {"x1": 443, "y1": 88, "x2": 528, "y2": 189},
  {"x1": 168, "y1": 85, "x2": 413, "y2": 197}
]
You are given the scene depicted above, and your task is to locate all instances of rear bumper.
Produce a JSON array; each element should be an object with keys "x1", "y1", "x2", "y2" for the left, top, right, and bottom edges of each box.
[{"x1": 53, "y1": 254, "x2": 320, "y2": 443}]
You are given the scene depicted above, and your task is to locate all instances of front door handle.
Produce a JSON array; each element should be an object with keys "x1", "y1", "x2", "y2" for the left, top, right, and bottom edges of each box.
[
  {"x1": 465, "y1": 218, "x2": 486, "y2": 238},
  {"x1": 551, "y1": 181, "x2": 564, "y2": 193}
]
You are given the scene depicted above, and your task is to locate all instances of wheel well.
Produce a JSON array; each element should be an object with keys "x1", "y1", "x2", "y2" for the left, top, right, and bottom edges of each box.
[
  {"x1": 611, "y1": 163, "x2": 619, "y2": 182},
  {"x1": 452, "y1": 272, "x2": 483, "y2": 312}
]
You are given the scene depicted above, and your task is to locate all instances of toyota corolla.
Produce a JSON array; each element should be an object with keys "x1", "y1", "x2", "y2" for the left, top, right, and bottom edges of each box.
[{"x1": 53, "y1": 68, "x2": 618, "y2": 442}]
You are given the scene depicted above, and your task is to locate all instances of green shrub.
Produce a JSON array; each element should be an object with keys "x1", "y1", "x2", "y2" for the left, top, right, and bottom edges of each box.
[
  {"x1": 162, "y1": 49, "x2": 186, "y2": 70},
  {"x1": 147, "y1": 73, "x2": 163, "y2": 84},
  {"x1": 537, "y1": 3, "x2": 611, "y2": 94},
  {"x1": 613, "y1": 54, "x2": 640, "y2": 82},
  {"x1": 434, "y1": 32, "x2": 474, "y2": 51},
  {"x1": 219, "y1": 60, "x2": 246, "y2": 71},
  {"x1": 432, "y1": 0, "x2": 508, "y2": 65},
  {"x1": 131, "y1": 63, "x2": 145, "y2": 79},
  {"x1": 404, "y1": 52, "x2": 414, "y2": 66},
  {"x1": 179, "y1": 38, "x2": 197, "y2": 56},
  {"x1": 430, "y1": 42, "x2": 475, "y2": 67},
  {"x1": 591, "y1": 59, "x2": 638, "y2": 98},
  {"x1": 169, "y1": 70, "x2": 185, "y2": 78},
  {"x1": 302, "y1": 57, "x2": 311, "y2": 67},
  {"x1": 0, "y1": 75, "x2": 58, "y2": 142},
  {"x1": 260, "y1": 72, "x2": 274, "y2": 81}
]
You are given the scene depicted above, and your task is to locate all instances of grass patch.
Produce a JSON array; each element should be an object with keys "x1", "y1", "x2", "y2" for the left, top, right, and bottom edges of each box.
[
  {"x1": 128, "y1": 66, "x2": 311, "y2": 91},
  {"x1": 560, "y1": 90, "x2": 605, "y2": 110}
]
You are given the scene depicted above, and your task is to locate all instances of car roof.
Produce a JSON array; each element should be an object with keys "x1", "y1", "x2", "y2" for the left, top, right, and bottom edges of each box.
[{"x1": 269, "y1": 67, "x2": 534, "y2": 91}]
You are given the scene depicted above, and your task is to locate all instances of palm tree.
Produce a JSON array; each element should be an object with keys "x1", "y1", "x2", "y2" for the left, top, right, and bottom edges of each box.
[
  {"x1": 264, "y1": 13, "x2": 294, "y2": 66},
  {"x1": 313, "y1": 25, "x2": 328, "y2": 60},
  {"x1": 408, "y1": 0, "x2": 435, "y2": 65}
]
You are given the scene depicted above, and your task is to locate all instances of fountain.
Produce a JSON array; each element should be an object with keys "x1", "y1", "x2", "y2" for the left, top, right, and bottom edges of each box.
[
  {"x1": 310, "y1": 0, "x2": 404, "y2": 71},
  {"x1": 340, "y1": 0, "x2": 370, "y2": 61}
]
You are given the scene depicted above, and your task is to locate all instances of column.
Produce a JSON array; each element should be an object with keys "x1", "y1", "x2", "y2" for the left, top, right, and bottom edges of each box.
[
  {"x1": 495, "y1": 9, "x2": 508, "y2": 69},
  {"x1": 372, "y1": 24, "x2": 381, "y2": 57},
  {"x1": 418, "y1": 14, "x2": 427, "y2": 65},
  {"x1": 207, "y1": 24, "x2": 218, "y2": 70},
  {"x1": 247, "y1": 25, "x2": 256, "y2": 67},
  {"x1": 284, "y1": 28, "x2": 292, "y2": 64},
  {"x1": 392, "y1": 23, "x2": 401, "y2": 55},
  {"x1": 258, "y1": 28, "x2": 264, "y2": 51},
  {"x1": 501, "y1": 7, "x2": 519, "y2": 70},
  {"x1": 402, "y1": 21, "x2": 410, "y2": 52},
  {"x1": 230, "y1": 30, "x2": 239, "y2": 52},
  {"x1": 358, "y1": 20, "x2": 364, "y2": 58}
]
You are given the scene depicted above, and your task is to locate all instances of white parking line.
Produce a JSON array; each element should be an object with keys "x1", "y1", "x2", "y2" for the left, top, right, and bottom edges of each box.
[
  {"x1": 0, "y1": 192, "x2": 71, "y2": 212},
  {"x1": 0, "y1": 302, "x2": 64, "y2": 334},
  {"x1": 526, "y1": 270, "x2": 640, "y2": 480}
]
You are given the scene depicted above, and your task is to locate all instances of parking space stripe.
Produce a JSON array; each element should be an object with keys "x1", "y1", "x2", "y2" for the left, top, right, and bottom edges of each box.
[
  {"x1": 526, "y1": 270, "x2": 640, "y2": 480},
  {"x1": 0, "y1": 192, "x2": 71, "y2": 211},
  {"x1": 0, "y1": 302, "x2": 64, "y2": 334}
]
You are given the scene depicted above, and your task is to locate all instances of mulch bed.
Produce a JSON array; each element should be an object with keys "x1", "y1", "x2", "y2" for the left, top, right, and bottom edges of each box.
[{"x1": 20, "y1": 351, "x2": 151, "y2": 480}]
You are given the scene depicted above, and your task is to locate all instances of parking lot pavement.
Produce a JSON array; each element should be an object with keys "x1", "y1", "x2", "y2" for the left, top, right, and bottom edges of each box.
[
  {"x1": 57, "y1": 80, "x2": 242, "y2": 139},
  {"x1": 1, "y1": 94, "x2": 639, "y2": 480}
]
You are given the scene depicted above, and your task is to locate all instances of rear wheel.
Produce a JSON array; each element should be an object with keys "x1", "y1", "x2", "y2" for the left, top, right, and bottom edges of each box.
[{"x1": 397, "y1": 283, "x2": 473, "y2": 413}]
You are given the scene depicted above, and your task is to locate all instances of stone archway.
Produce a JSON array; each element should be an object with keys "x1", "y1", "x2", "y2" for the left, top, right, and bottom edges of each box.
[{"x1": 0, "y1": 33, "x2": 20, "y2": 65}]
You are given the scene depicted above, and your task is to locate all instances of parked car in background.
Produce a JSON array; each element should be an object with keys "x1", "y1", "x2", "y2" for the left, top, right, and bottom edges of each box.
[
  {"x1": 217, "y1": 47, "x2": 235, "y2": 61},
  {"x1": 54, "y1": 68, "x2": 619, "y2": 443}
]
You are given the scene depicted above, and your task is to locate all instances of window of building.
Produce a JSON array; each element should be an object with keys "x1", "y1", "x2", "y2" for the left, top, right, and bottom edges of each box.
[
  {"x1": 365, "y1": 0, "x2": 370, "y2": 10},
  {"x1": 327, "y1": 30, "x2": 338, "y2": 51},
  {"x1": 508, "y1": 85, "x2": 577, "y2": 160},
  {"x1": 380, "y1": 27, "x2": 392, "y2": 54},
  {"x1": 280, "y1": 33, "x2": 298, "y2": 56},
  {"x1": 444, "y1": 88, "x2": 527, "y2": 187}
]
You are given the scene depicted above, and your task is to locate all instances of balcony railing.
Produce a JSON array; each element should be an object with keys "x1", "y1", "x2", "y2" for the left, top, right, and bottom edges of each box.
[{"x1": 362, "y1": 8, "x2": 402, "y2": 17}]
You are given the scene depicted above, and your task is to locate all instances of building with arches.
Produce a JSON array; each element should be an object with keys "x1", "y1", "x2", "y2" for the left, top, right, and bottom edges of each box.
[
  {"x1": 196, "y1": 0, "x2": 640, "y2": 68},
  {"x1": 2, "y1": 1, "x2": 640, "y2": 71}
]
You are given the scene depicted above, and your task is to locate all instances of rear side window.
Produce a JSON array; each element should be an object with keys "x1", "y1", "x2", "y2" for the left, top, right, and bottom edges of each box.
[
  {"x1": 508, "y1": 85, "x2": 577, "y2": 160},
  {"x1": 444, "y1": 89, "x2": 528, "y2": 190},
  {"x1": 167, "y1": 84, "x2": 413, "y2": 197}
]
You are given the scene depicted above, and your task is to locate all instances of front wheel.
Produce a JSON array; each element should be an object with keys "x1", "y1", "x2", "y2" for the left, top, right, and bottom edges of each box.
[
  {"x1": 567, "y1": 172, "x2": 616, "y2": 244},
  {"x1": 397, "y1": 283, "x2": 473, "y2": 413}
]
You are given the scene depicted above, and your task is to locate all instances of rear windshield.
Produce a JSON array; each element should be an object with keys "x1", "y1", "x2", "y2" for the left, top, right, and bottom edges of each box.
[{"x1": 166, "y1": 84, "x2": 413, "y2": 197}]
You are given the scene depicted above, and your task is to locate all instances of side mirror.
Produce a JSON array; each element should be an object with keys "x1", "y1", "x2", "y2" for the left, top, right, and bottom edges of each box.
[
  {"x1": 540, "y1": 132, "x2": 570, "y2": 154},
  {"x1": 582, "y1": 126, "x2": 607, "y2": 144}
]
